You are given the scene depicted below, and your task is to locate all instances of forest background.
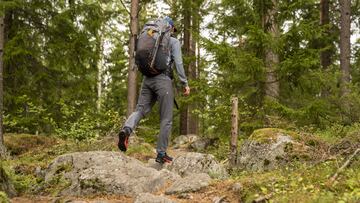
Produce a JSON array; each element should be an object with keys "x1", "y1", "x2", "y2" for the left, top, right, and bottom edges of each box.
[{"x1": 0, "y1": 0, "x2": 359, "y2": 201}]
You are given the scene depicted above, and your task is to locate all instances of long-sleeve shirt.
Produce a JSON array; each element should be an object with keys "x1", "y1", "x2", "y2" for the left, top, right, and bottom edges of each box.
[{"x1": 169, "y1": 37, "x2": 188, "y2": 87}]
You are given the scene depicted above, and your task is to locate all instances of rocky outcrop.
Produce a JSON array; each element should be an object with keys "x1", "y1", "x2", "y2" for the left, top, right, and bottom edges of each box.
[
  {"x1": 169, "y1": 152, "x2": 228, "y2": 179},
  {"x1": 236, "y1": 128, "x2": 306, "y2": 171},
  {"x1": 44, "y1": 150, "x2": 227, "y2": 197},
  {"x1": 44, "y1": 151, "x2": 169, "y2": 196}
]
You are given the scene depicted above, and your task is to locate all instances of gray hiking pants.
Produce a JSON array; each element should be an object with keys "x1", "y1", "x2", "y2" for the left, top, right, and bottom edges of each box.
[{"x1": 124, "y1": 74, "x2": 174, "y2": 153}]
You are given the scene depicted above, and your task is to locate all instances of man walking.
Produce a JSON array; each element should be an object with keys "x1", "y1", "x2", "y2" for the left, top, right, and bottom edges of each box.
[{"x1": 118, "y1": 17, "x2": 190, "y2": 164}]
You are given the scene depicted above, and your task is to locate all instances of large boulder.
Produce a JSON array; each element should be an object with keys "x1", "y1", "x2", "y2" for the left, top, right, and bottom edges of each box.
[
  {"x1": 236, "y1": 128, "x2": 307, "y2": 171},
  {"x1": 168, "y1": 152, "x2": 228, "y2": 179},
  {"x1": 44, "y1": 151, "x2": 168, "y2": 196}
]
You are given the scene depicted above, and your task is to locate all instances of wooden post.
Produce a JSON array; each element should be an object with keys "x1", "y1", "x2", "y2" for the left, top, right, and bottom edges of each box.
[{"x1": 230, "y1": 97, "x2": 238, "y2": 167}]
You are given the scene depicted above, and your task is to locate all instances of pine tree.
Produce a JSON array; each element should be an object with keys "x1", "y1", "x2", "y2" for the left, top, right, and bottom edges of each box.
[
  {"x1": 0, "y1": 10, "x2": 6, "y2": 157},
  {"x1": 126, "y1": 0, "x2": 140, "y2": 117},
  {"x1": 339, "y1": 0, "x2": 351, "y2": 97}
]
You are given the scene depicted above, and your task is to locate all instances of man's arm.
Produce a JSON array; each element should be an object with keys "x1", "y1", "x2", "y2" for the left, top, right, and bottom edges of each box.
[{"x1": 170, "y1": 38, "x2": 189, "y2": 89}]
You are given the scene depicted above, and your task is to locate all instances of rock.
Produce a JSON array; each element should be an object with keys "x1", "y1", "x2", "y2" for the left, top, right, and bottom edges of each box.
[
  {"x1": 232, "y1": 183, "x2": 243, "y2": 192},
  {"x1": 236, "y1": 128, "x2": 301, "y2": 171},
  {"x1": 190, "y1": 138, "x2": 211, "y2": 151},
  {"x1": 44, "y1": 151, "x2": 167, "y2": 196},
  {"x1": 165, "y1": 173, "x2": 211, "y2": 195},
  {"x1": 147, "y1": 159, "x2": 171, "y2": 171},
  {"x1": 159, "y1": 169, "x2": 181, "y2": 182},
  {"x1": 169, "y1": 152, "x2": 228, "y2": 179},
  {"x1": 173, "y1": 135, "x2": 190, "y2": 146},
  {"x1": 173, "y1": 134, "x2": 199, "y2": 149},
  {"x1": 134, "y1": 193, "x2": 176, "y2": 203}
]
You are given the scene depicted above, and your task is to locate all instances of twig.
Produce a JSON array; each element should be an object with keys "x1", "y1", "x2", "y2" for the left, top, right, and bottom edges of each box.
[
  {"x1": 329, "y1": 148, "x2": 360, "y2": 184},
  {"x1": 119, "y1": 0, "x2": 130, "y2": 15},
  {"x1": 214, "y1": 196, "x2": 227, "y2": 203},
  {"x1": 253, "y1": 193, "x2": 273, "y2": 203}
]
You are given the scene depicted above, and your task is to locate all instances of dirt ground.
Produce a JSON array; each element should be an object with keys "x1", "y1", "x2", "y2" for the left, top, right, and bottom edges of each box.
[{"x1": 11, "y1": 180, "x2": 241, "y2": 203}]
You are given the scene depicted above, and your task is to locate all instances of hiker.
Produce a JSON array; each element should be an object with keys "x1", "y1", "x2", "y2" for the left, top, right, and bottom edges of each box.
[{"x1": 118, "y1": 16, "x2": 190, "y2": 164}]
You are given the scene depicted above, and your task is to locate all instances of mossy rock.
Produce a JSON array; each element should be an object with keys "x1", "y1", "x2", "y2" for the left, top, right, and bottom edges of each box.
[
  {"x1": 249, "y1": 128, "x2": 299, "y2": 144},
  {"x1": 236, "y1": 128, "x2": 316, "y2": 171}
]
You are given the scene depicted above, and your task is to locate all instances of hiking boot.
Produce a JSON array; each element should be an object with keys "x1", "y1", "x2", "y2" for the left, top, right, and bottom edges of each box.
[
  {"x1": 118, "y1": 127, "x2": 132, "y2": 152},
  {"x1": 155, "y1": 152, "x2": 173, "y2": 164}
]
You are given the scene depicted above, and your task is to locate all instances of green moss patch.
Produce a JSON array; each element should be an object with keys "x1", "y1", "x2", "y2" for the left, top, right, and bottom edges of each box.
[{"x1": 249, "y1": 128, "x2": 298, "y2": 144}]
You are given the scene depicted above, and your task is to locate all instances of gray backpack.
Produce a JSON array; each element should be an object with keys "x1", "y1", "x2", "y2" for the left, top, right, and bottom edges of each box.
[{"x1": 135, "y1": 18, "x2": 172, "y2": 77}]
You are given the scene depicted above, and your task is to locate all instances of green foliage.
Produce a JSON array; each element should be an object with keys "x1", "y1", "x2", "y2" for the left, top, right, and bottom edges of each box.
[
  {"x1": 231, "y1": 160, "x2": 360, "y2": 203},
  {"x1": 0, "y1": 192, "x2": 10, "y2": 203}
]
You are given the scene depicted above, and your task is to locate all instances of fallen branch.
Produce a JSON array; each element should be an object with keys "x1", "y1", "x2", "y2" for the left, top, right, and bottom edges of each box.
[
  {"x1": 329, "y1": 148, "x2": 360, "y2": 184},
  {"x1": 253, "y1": 193, "x2": 273, "y2": 203}
]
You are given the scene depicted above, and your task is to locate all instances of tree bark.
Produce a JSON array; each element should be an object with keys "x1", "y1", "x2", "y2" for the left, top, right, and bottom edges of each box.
[
  {"x1": 230, "y1": 97, "x2": 238, "y2": 167},
  {"x1": 264, "y1": 0, "x2": 280, "y2": 100},
  {"x1": 320, "y1": 0, "x2": 332, "y2": 69},
  {"x1": 187, "y1": 0, "x2": 199, "y2": 135},
  {"x1": 339, "y1": 0, "x2": 351, "y2": 97},
  {"x1": 180, "y1": 0, "x2": 200, "y2": 135},
  {"x1": 180, "y1": 0, "x2": 191, "y2": 135},
  {"x1": 96, "y1": 27, "x2": 104, "y2": 113},
  {"x1": 0, "y1": 13, "x2": 6, "y2": 158},
  {"x1": 126, "y1": 0, "x2": 139, "y2": 117}
]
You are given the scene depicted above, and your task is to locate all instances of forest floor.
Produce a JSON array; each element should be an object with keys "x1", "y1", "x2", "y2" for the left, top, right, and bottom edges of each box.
[{"x1": 2, "y1": 133, "x2": 360, "y2": 203}]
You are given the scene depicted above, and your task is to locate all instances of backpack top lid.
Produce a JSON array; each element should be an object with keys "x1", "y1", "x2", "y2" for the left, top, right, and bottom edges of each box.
[{"x1": 142, "y1": 17, "x2": 173, "y2": 34}]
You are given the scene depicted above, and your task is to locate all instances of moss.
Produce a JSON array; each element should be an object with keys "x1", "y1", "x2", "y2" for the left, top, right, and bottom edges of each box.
[
  {"x1": 80, "y1": 178, "x2": 106, "y2": 194},
  {"x1": 0, "y1": 192, "x2": 10, "y2": 203},
  {"x1": 126, "y1": 143, "x2": 154, "y2": 162},
  {"x1": 230, "y1": 159, "x2": 360, "y2": 203},
  {"x1": 40, "y1": 175, "x2": 72, "y2": 196},
  {"x1": 54, "y1": 163, "x2": 73, "y2": 174},
  {"x1": 249, "y1": 128, "x2": 298, "y2": 144}
]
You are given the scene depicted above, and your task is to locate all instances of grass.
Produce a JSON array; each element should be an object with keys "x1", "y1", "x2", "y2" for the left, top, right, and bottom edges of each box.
[{"x1": 230, "y1": 159, "x2": 360, "y2": 203}]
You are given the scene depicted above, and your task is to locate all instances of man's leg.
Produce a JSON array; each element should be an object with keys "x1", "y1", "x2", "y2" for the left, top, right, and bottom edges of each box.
[
  {"x1": 154, "y1": 78, "x2": 174, "y2": 162},
  {"x1": 118, "y1": 80, "x2": 155, "y2": 151}
]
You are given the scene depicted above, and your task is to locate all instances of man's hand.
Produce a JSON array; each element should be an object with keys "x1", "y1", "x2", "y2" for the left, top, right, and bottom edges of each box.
[{"x1": 183, "y1": 86, "x2": 190, "y2": 96}]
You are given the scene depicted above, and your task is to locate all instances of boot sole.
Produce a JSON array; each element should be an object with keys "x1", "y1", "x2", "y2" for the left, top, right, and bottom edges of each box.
[{"x1": 118, "y1": 131, "x2": 128, "y2": 152}]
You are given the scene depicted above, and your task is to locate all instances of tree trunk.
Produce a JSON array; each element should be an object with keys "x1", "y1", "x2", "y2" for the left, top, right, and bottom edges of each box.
[
  {"x1": 180, "y1": 0, "x2": 191, "y2": 135},
  {"x1": 126, "y1": 0, "x2": 139, "y2": 117},
  {"x1": 264, "y1": 0, "x2": 280, "y2": 100},
  {"x1": 180, "y1": 0, "x2": 200, "y2": 135},
  {"x1": 320, "y1": 0, "x2": 332, "y2": 69},
  {"x1": 230, "y1": 97, "x2": 238, "y2": 167},
  {"x1": 187, "y1": 0, "x2": 199, "y2": 135},
  {"x1": 0, "y1": 14, "x2": 6, "y2": 158},
  {"x1": 339, "y1": 0, "x2": 351, "y2": 97},
  {"x1": 96, "y1": 28, "x2": 104, "y2": 113}
]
